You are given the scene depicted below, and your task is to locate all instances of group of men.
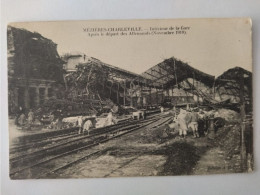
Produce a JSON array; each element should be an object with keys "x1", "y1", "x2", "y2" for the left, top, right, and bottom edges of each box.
[
  {"x1": 77, "y1": 116, "x2": 94, "y2": 135},
  {"x1": 15, "y1": 107, "x2": 35, "y2": 126},
  {"x1": 77, "y1": 111, "x2": 116, "y2": 135},
  {"x1": 165, "y1": 105, "x2": 220, "y2": 139},
  {"x1": 176, "y1": 108, "x2": 201, "y2": 138}
]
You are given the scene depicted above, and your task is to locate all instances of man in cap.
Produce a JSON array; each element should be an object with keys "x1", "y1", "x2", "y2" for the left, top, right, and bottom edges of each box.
[{"x1": 189, "y1": 109, "x2": 200, "y2": 138}]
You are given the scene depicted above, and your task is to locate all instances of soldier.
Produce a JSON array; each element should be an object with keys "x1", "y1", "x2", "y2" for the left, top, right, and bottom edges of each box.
[
  {"x1": 189, "y1": 109, "x2": 200, "y2": 138},
  {"x1": 177, "y1": 109, "x2": 188, "y2": 138},
  {"x1": 78, "y1": 116, "x2": 83, "y2": 134},
  {"x1": 83, "y1": 119, "x2": 93, "y2": 135},
  {"x1": 197, "y1": 110, "x2": 206, "y2": 136}
]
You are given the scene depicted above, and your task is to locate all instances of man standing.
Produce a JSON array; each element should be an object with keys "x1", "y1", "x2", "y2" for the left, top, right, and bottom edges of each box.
[
  {"x1": 28, "y1": 109, "x2": 35, "y2": 125},
  {"x1": 78, "y1": 116, "x2": 83, "y2": 134},
  {"x1": 18, "y1": 113, "x2": 26, "y2": 126},
  {"x1": 15, "y1": 106, "x2": 23, "y2": 125},
  {"x1": 160, "y1": 106, "x2": 164, "y2": 113},
  {"x1": 177, "y1": 109, "x2": 188, "y2": 138},
  {"x1": 83, "y1": 119, "x2": 93, "y2": 135},
  {"x1": 106, "y1": 112, "x2": 116, "y2": 126},
  {"x1": 190, "y1": 109, "x2": 199, "y2": 138}
]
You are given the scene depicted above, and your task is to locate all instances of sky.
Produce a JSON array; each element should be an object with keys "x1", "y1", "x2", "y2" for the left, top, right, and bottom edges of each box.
[{"x1": 10, "y1": 18, "x2": 252, "y2": 77}]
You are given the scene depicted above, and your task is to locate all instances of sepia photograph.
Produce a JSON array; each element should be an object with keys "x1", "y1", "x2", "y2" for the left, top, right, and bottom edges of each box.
[{"x1": 7, "y1": 18, "x2": 253, "y2": 179}]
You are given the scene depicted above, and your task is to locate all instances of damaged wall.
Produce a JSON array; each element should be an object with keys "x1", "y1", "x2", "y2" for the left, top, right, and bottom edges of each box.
[{"x1": 8, "y1": 26, "x2": 65, "y2": 113}]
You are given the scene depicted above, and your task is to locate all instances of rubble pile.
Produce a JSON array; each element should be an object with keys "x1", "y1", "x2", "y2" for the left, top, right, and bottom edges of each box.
[
  {"x1": 34, "y1": 99, "x2": 96, "y2": 118},
  {"x1": 136, "y1": 123, "x2": 173, "y2": 144},
  {"x1": 216, "y1": 108, "x2": 240, "y2": 122},
  {"x1": 208, "y1": 123, "x2": 242, "y2": 173}
]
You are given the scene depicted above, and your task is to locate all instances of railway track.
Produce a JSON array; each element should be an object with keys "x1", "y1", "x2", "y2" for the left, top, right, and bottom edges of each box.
[
  {"x1": 10, "y1": 114, "x2": 171, "y2": 179},
  {"x1": 41, "y1": 116, "x2": 172, "y2": 179},
  {"x1": 10, "y1": 112, "x2": 161, "y2": 152},
  {"x1": 10, "y1": 117, "x2": 131, "y2": 149},
  {"x1": 9, "y1": 114, "x2": 160, "y2": 157},
  {"x1": 10, "y1": 120, "x2": 129, "y2": 155}
]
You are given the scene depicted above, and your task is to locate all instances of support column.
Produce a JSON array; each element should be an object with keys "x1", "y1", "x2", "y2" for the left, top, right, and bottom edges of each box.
[
  {"x1": 172, "y1": 86, "x2": 176, "y2": 107},
  {"x1": 213, "y1": 77, "x2": 216, "y2": 99},
  {"x1": 140, "y1": 84, "x2": 143, "y2": 107},
  {"x1": 149, "y1": 87, "x2": 152, "y2": 105},
  {"x1": 156, "y1": 88, "x2": 158, "y2": 106},
  {"x1": 14, "y1": 87, "x2": 19, "y2": 108},
  {"x1": 117, "y1": 83, "x2": 120, "y2": 104},
  {"x1": 161, "y1": 85, "x2": 164, "y2": 103},
  {"x1": 35, "y1": 87, "x2": 40, "y2": 106},
  {"x1": 143, "y1": 96, "x2": 147, "y2": 108},
  {"x1": 109, "y1": 82, "x2": 113, "y2": 99},
  {"x1": 123, "y1": 81, "x2": 126, "y2": 106},
  {"x1": 130, "y1": 83, "x2": 133, "y2": 107},
  {"x1": 196, "y1": 79, "x2": 199, "y2": 103},
  {"x1": 45, "y1": 87, "x2": 49, "y2": 102},
  {"x1": 24, "y1": 87, "x2": 29, "y2": 109},
  {"x1": 192, "y1": 73, "x2": 195, "y2": 100}
]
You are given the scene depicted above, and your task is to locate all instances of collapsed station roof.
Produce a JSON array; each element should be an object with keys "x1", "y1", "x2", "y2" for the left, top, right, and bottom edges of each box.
[
  {"x1": 141, "y1": 57, "x2": 215, "y2": 89},
  {"x1": 76, "y1": 57, "x2": 151, "y2": 85},
  {"x1": 215, "y1": 66, "x2": 252, "y2": 87},
  {"x1": 214, "y1": 67, "x2": 252, "y2": 100}
]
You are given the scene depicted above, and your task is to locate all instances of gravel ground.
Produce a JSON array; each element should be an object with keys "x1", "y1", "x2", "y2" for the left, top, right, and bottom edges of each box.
[{"x1": 55, "y1": 114, "x2": 248, "y2": 178}]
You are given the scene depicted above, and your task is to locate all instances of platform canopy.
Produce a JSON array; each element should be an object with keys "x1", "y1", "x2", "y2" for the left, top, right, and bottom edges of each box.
[
  {"x1": 215, "y1": 67, "x2": 252, "y2": 88},
  {"x1": 77, "y1": 57, "x2": 151, "y2": 85},
  {"x1": 141, "y1": 57, "x2": 215, "y2": 89},
  {"x1": 214, "y1": 67, "x2": 252, "y2": 102}
]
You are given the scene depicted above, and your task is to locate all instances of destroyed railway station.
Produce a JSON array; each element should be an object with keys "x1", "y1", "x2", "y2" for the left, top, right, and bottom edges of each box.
[{"x1": 8, "y1": 26, "x2": 253, "y2": 179}]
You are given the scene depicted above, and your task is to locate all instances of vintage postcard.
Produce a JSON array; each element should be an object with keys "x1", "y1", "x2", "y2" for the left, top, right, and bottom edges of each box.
[{"x1": 8, "y1": 18, "x2": 253, "y2": 179}]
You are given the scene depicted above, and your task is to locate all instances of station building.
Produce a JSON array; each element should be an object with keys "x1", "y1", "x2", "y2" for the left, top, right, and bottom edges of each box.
[{"x1": 7, "y1": 26, "x2": 65, "y2": 113}]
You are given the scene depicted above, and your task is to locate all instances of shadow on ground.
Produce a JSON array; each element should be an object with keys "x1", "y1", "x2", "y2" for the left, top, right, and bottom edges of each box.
[{"x1": 107, "y1": 140, "x2": 208, "y2": 176}]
